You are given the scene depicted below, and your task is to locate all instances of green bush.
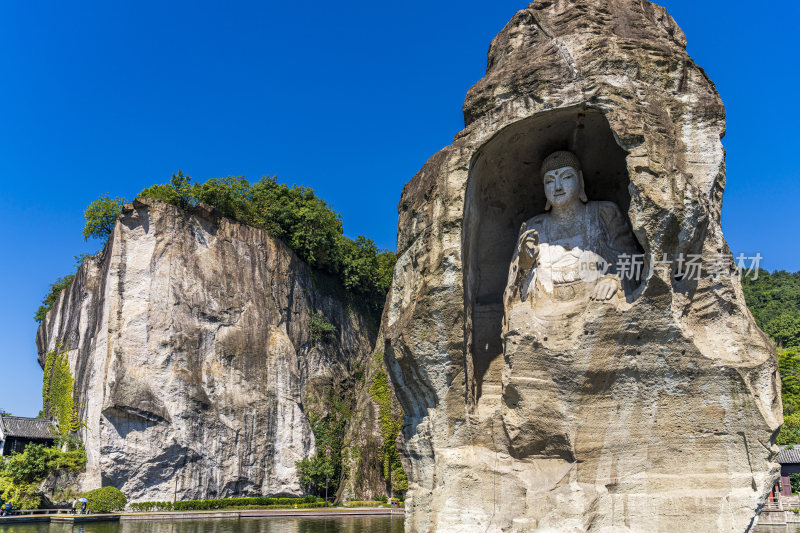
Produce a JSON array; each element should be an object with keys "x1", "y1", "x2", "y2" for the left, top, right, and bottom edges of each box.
[
  {"x1": 264, "y1": 502, "x2": 325, "y2": 509},
  {"x1": 0, "y1": 444, "x2": 86, "y2": 509},
  {"x1": 345, "y1": 500, "x2": 386, "y2": 507},
  {"x1": 342, "y1": 499, "x2": 402, "y2": 508},
  {"x1": 1, "y1": 444, "x2": 86, "y2": 484},
  {"x1": 295, "y1": 455, "x2": 334, "y2": 497},
  {"x1": 130, "y1": 501, "x2": 174, "y2": 512},
  {"x1": 2, "y1": 444, "x2": 52, "y2": 483},
  {"x1": 0, "y1": 478, "x2": 42, "y2": 510},
  {"x1": 81, "y1": 486, "x2": 127, "y2": 513},
  {"x1": 133, "y1": 496, "x2": 322, "y2": 512},
  {"x1": 310, "y1": 312, "x2": 336, "y2": 343}
]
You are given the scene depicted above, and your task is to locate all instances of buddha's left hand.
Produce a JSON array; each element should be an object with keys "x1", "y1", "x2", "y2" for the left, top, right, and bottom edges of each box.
[{"x1": 591, "y1": 277, "x2": 619, "y2": 301}]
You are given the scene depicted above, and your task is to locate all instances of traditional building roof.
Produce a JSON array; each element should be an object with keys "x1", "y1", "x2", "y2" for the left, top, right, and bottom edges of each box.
[
  {"x1": 0, "y1": 415, "x2": 57, "y2": 440},
  {"x1": 777, "y1": 446, "x2": 800, "y2": 465}
]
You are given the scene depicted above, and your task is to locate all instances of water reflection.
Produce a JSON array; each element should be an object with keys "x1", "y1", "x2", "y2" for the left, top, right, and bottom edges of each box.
[{"x1": 1, "y1": 517, "x2": 404, "y2": 533}]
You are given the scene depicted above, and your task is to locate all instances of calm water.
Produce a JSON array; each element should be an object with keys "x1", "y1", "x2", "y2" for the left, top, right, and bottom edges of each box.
[
  {"x1": 4, "y1": 519, "x2": 800, "y2": 532},
  {"x1": 0, "y1": 518, "x2": 404, "y2": 533}
]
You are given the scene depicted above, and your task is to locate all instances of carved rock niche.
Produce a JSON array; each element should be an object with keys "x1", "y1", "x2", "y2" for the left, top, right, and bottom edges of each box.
[{"x1": 463, "y1": 106, "x2": 644, "y2": 410}]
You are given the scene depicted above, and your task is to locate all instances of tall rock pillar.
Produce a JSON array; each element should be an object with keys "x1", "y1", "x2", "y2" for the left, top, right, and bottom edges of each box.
[{"x1": 382, "y1": 1, "x2": 781, "y2": 531}]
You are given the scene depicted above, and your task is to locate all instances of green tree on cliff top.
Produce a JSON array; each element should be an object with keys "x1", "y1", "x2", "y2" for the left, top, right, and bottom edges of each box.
[
  {"x1": 139, "y1": 172, "x2": 395, "y2": 314},
  {"x1": 82, "y1": 193, "x2": 126, "y2": 241},
  {"x1": 33, "y1": 274, "x2": 76, "y2": 323},
  {"x1": 35, "y1": 173, "x2": 396, "y2": 322}
]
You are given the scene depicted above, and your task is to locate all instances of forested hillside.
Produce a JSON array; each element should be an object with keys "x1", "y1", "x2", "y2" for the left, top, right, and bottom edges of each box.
[{"x1": 742, "y1": 270, "x2": 800, "y2": 444}]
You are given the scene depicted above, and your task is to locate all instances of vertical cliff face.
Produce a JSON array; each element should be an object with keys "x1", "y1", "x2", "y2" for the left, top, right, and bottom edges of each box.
[
  {"x1": 36, "y1": 198, "x2": 377, "y2": 502},
  {"x1": 382, "y1": 1, "x2": 781, "y2": 532},
  {"x1": 338, "y1": 332, "x2": 406, "y2": 502}
]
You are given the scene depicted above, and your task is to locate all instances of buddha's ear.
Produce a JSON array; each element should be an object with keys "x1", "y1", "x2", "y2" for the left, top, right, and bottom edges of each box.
[
  {"x1": 578, "y1": 170, "x2": 588, "y2": 203},
  {"x1": 543, "y1": 174, "x2": 553, "y2": 210}
]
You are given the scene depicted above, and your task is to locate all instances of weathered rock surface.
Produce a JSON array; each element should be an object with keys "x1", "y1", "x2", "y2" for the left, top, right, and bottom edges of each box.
[
  {"x1": 338, "y1": 332, "x2": 406, "y2": 502},
  {"x1": 36, "y1": 198, "x2": 377, "y2": 502},
  {"x1": 383, "y1": 1, "x2": 781, "y2": 531}
]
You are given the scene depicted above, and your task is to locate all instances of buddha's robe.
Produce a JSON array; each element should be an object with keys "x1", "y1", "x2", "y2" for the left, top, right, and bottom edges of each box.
[
  {"x1": 504, "y1": 200, "x2": 639, "y2": 324},
  {"x1": 500, "y1": 200, "x2": 640, "y2": 464}
]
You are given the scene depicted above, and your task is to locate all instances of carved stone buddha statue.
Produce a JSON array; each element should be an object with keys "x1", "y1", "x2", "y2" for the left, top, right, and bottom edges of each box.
[
  {"x1": 504, "y1": 150, "x2": 638, "y2": 324},
  {"x1": 499, "y1": 150, "x2": 641, "y2": 466}
]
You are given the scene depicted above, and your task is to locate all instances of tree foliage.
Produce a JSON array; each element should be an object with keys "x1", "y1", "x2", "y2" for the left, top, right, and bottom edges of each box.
[
  {"x1": 34, "y1": 256, "x2": 95, "y2": 323},
  {"x1": 83, "y1": 194, "x2": 126, "y2": 241},
  {"x1": 295, "y1": 455, "x2": 335, "y2": 498},
  {"x1": 139, "y1": 173, "x2": 395, "y2": 314},
  {"x1": 34, "y1": 275, "x2": 75, "y2": 323},
  {"x1": 0, "y1": 443, "x2": 86, "y2": 509},
  {"x1": 295, "y1": 390, "x2": 350, "y2": 498},
  {"x1": 310, "y1": 312, "x2": 337, "y2": 343},
  {"x1": 139, "y1": 170, "x2": 193, "y2": 208},
  {"x1": 742, "y1": 270, "x2": 800, "y2": 444},
  {"x1": 743, "y1": 270, "x2": 800, "y2": 350},
  {"x1": 777, "y1": 348, "x2": 800, "y2": 446},
  {"x1": 0, "y1": 478, "x2": 41, "y2": 510},
  {"x1": 791, "y1": 473, "x2": 800, "y2": 495}
]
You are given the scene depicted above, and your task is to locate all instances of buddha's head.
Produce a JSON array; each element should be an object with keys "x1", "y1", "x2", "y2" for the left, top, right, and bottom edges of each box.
[{"x1": 541, "y1": 150, "x2": 588, "y2": 211}]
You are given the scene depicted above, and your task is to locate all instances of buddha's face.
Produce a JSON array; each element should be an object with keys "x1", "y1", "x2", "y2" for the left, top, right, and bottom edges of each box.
[{"x1": 543, "y1": 166, "x2": 582, "y2": 210}]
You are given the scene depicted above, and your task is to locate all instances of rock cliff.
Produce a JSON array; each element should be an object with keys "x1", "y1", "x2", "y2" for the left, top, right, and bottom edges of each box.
[
  {"x1": 382, "y1": 1, "x2": 781, "y2": 532},
  {"x1": 338, "y1": 332, "x2": 407, "y2": 502},
  {"x1": 36, "y1": 197, "x2": 380, "y2": 502}
]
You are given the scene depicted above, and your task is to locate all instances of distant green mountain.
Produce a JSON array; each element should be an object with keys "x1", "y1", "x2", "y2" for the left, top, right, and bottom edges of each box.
[{"x1": 742, "y1": 270, "x2": 800, "y2": 444}]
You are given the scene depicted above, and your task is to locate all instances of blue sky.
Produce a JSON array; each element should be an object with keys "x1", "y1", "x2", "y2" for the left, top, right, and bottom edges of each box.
[{"x1": 1, "y1": 0, "x2": 798, "y2": 417}]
